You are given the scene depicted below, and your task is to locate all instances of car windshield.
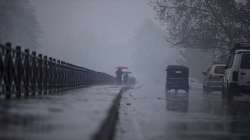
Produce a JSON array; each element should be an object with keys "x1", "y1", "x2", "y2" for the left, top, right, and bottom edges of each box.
[
  {"x1": 214, "y1": 66, "x2": 225, "y2": 74},
  {"x1": 241, "y1": 53, "x2": 250, "y2": 69}
]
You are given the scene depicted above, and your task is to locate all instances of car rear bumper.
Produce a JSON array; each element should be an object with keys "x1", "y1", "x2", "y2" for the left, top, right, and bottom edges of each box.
[
  {"x1": 229, "y1": 83, "x2": 250, "y2": 95},
  {"x1": 205, "y1": 81, "x2": 223, "y2": 89},
  {"x1": 166, "y1": 79, "x2": 189, "y2": 90},
  {"x1": 238, "y1": 85, "x2": 250, "y2": 93}
]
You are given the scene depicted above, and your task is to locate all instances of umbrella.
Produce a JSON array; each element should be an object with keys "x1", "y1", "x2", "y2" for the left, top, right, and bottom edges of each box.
[{"x1": 116, "y1": 66, "x2": 128, "y2": 69}]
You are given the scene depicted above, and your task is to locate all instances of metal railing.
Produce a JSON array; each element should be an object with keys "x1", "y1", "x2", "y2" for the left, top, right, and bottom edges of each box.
[{"x1": 0, "y1": 42, "x2": 115, "y2": 99}]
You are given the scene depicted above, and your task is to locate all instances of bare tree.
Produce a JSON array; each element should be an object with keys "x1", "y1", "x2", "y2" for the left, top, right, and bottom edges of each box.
[{"x1": 151, "y1": 0, "x2": 250, "y2": 50}]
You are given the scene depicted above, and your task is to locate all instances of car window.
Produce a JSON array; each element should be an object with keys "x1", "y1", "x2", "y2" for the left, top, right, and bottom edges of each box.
[
  {"x1": 214, "y1": 66, "x2": 225, "y2": 74},
  {"x1": 167, "y1": 69, "x2": 188, "y2": 78},
  {"x1": 240, "y1": 53, "x2": 250, "y2": 69}
]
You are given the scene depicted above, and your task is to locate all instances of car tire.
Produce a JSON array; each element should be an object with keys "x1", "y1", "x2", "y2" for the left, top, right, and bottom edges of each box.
[
  {"x1": 203, "y1": 85, "x2": 206, "y2": 91},
  {"x1": 225, "y1": 84, "x2": 236, "y2": 101},
  {"x1": 222, "y1": 85, "x2": 226, "y2": 98},
  {"x1": 203, "y1": 85, "x2": 210, "y2": 93}
]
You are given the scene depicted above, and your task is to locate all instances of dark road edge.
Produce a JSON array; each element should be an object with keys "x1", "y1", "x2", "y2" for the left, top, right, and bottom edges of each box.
[{"x1": 92, "y1": 86, "x2": 130, "y2": 140}]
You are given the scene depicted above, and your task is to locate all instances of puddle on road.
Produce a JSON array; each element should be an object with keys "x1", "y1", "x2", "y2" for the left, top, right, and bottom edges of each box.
[
  {"x1": 164, "y1": 90, "x2": 250, "y2": 140},
  {"x1": 116, "y1": 85, "x2": 250, "y2": 140},
  {"x1": 166, "y1": 92, "x2": 189, "y2": 113}
]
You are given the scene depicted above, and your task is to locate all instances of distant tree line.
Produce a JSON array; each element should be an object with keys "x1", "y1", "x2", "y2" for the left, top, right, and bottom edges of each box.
[
  {"x1": 0, "y1": 0, "x2": 40, "y2": 49},
  {"x1": 151, "y1": 0, "x2": 250, "y2": 51}
]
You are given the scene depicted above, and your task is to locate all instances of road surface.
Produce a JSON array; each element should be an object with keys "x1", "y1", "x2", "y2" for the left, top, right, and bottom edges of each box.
[
  {"x1": 0, "y1": 86, "x2": 121, "y2": 140},
  {"x1": 115, "y1": 83, "x2": 250, "y2": 140}
]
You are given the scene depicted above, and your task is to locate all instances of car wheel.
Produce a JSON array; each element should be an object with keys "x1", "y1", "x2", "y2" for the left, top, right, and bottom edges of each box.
[
  {"x1": 203, "y1": 86, "x2": 210, "y2": 93},
  {"x1": 222, "y1": 85, "x2": 226, "y2": 98},
  {"x1": 225, "y1": 84, "x2": 235, "y2": 101},
  {"x1": 203, "y1": 85, "x2": 206, "y2": 91}
]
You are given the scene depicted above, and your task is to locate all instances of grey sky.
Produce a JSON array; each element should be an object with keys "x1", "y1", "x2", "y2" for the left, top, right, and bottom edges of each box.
[{"x1": 31, "y1": 0, "x2": 154, "y2": 75}]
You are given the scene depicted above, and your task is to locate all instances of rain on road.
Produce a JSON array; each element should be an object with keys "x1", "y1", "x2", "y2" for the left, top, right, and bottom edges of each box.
[
  {"x1": 0, "y1": 86, "x2": 121, "y2": 140},
  {"x1": 116, "y1": 83, "x2": 250, "y2": 140}
]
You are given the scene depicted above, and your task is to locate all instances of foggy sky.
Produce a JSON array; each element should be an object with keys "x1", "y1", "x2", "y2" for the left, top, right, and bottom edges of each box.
[
  {"x1": 31, "y1": 0, "x2": 178, "y2": 79},
  {"x1": 32, "y1": 0, "x2": 149, "y2": 72}
]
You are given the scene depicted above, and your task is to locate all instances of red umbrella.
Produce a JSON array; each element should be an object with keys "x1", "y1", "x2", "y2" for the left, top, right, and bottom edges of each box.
[{"x1": 116, "y1": 66, "x2": 128, "y2": 69}]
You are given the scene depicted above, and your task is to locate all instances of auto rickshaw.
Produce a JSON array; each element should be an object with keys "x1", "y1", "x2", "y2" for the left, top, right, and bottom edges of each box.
[{"x1": 166, "y1": 65, "x2": 189, "y2": 93}]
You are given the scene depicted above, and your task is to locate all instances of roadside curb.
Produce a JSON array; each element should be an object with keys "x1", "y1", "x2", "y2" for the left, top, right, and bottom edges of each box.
[{"x1": 92, "y1": 86, "x2": 130, "y2": 140}]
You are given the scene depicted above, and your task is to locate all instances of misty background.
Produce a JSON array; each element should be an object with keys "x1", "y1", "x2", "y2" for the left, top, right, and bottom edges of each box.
[
  {"x1": 0, "y1": 0, "x2": 216, "y2": 83},
  {"x1": 31, "y1": 0, "x2": 183, "y2": 82}
]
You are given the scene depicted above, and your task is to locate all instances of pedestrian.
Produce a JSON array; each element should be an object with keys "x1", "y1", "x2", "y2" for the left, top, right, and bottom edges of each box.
[
  {"x1": 123, "y1": 73, "x2": 129, "y2": 85},
  {"x1": 115, "y1": 68, "x2": 122, "y2": 85}
]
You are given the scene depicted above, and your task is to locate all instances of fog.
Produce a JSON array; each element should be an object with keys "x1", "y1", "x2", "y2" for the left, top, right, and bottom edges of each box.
[{"x1": 31, "y1": 0, "x2": 179, "y2": 82}]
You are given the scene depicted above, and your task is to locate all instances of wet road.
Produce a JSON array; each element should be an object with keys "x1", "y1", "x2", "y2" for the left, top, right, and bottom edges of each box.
[
  {"x1": 0, "y1": 86, "x2": 121, "y2": 140},
  {"x1": 115, "y1": 83, "x2": 250, "y2": 140}
]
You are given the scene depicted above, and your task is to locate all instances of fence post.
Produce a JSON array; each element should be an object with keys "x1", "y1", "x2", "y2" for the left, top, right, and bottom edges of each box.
[
  {"x1": 56, "y1": 60, "x2": 60, "y2": 92},
  {"x1": 65, "y1": 62, "x2": 69, "y2": 90},
  {"x1": 24, "y1": 49, "x2": 31, "y2": 97},
  {"x1": 0, "y1": 44, "x2": 4, "y2": 96},
  {"x1": 60, "y1": 61, "x2": 63, "y2": 91},
  {"x1": 48, "y1": 57, "x2": 52, "y2": 94},
  {"x1": 52, "y1": 58, "x2": 56, "y2": 93},
  {"x1": 38, "y1": 54, "x2": 43, "y2": 95},
  {"x1": 15, "y1": 46, "x2": 22, "y2": 98},
  {"x1": 31, "y1": 51, "x2": 37, "y2": 96},
  {"x1": 43, "y1": 56, "x2": 48, "y2": 95},
  {"x1": 4, "y1": 43, "x2": 14, "y2": 99},
  {"x1": 65, "y1": 63, "x2": 69, "y2": 89}
]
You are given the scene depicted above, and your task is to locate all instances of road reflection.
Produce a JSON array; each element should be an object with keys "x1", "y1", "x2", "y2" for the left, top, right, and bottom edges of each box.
[
  {"x1": 0, "y1": 86, "x2": 122, "y2": 140},
  {"x1": 225, "y1": 98, "x2": 250, "y2": 135},
  {"x1": 164, "y1": 89, "x2": 250, "y2": 140},
  {"x1": 0, "y1": 99, "x2": 54, "y2": 140},
  {"x1": 165, "y1": 90, "x2": 189, "y2": 113}
]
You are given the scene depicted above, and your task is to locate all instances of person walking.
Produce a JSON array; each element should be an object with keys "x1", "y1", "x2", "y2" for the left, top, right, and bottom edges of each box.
[{"x1": 115, "y1": 68, "x2": 123, "y2": 85}]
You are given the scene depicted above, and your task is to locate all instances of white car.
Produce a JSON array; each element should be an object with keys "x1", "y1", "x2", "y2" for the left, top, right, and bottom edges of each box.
[
  {"x1": 223, "y1": 43, "x2": 250, "y2": 100},
  {"x1": 203, "y1": 64, "x2": 226, "y2": 92}
]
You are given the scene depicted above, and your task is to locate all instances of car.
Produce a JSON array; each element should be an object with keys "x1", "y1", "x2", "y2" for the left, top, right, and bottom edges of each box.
[
  {"x1": 202, "y1": 64, "x2": 226, "y2": 93},
  {"x1": 166, "y1": 65, "x2": 189, "y2": 93},
  {"x1": 223, "y1": 43, "x2": 250, "y2": 100}
]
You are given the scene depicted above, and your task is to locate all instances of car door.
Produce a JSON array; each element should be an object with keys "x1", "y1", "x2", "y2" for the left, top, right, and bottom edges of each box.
[
  {"x1": 239, "y1": 53, "x2": 250, "y2": 86},
  {"x1": 224, "y1": 54, "x2": 235, "y2": 87}
]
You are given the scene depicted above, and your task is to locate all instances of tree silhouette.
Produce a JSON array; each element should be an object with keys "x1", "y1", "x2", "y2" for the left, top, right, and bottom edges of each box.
[{"x1": 151, "y1": 0, "x2": 250, "y2": 50}]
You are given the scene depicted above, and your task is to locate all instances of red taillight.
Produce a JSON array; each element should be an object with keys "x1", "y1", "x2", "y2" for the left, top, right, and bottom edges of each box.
[{"x1": 232, "y1": 71, "x2": 239, "y2": 81}]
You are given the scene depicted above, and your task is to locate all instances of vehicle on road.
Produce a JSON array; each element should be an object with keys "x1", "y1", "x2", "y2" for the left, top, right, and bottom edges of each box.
[
  {"x1": 166, "y1": 65, "x2": 189, "y2": 93},
  {"x1": 223, "y1": 43, "x2": 250, "y2": 100},
  {"x1": 202, "y1": 64, "x2": 226, "y2": 93}
]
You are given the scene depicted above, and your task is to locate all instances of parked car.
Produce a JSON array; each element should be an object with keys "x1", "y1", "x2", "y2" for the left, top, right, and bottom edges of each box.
[
  {"x1": 223, "y1": 43, "x2": 250, "y2": 100},
  {"x1": 166, "y1": 65, "x2": 189, "y2": 93},
  {"x1": 202, "y1": 64, "x2": 226, "y2": 92}
]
